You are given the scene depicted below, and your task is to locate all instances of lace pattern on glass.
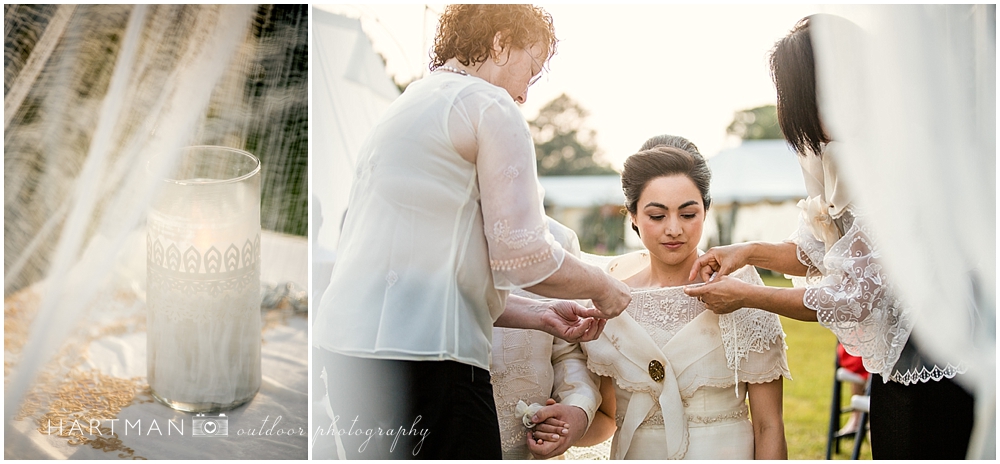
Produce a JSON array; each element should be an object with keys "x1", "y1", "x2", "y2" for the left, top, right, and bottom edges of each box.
[{"x1": 146, "y1": 234, "x2": 260, "y2": 322}]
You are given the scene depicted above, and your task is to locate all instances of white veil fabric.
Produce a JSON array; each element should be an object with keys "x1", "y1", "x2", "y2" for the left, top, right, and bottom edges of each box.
[
  {"x1": 4, "y1": 4, "x2": 308, "y2": 450},
  {"x1": 810, "y1": 5, "x2": 995, "y2": 459}
]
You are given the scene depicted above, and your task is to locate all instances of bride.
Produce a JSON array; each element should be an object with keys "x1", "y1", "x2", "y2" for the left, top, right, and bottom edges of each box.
[{"x1": 582, "y1": 135, "x2": 790, "y2": 459}]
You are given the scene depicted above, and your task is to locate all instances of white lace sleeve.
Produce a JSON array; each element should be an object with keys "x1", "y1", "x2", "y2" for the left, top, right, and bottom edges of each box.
[
  {"x1": 466, "y1": 89, "x2": 564, "y2": 290},
  {"x1": 718, "y1": 266, "x2": 791, "y2": 384},
  {"x1": 803, "y1": 208, "x2": 914, "y2": 379}
]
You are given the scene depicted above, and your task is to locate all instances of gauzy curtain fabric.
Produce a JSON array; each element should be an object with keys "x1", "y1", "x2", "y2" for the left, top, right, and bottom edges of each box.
[
  {"x1": 4, "y1": 5, "x2": 308, "y2": 452},
  {"x1": 811, "y1": 5, "x2": 995, "y2": 458}
]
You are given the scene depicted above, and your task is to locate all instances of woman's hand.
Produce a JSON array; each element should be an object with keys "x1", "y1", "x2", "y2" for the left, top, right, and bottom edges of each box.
[
  {"x1": 540, "y1": 300, "x2": 608, "y2": 343},
  {"x1": 685, "y1": 276, "x2": 816, "y2": 321},
  {"x1": 591, "y1": 276, "x2": 631, "y2": 318},
  {"x1": 526, "y1": 399, "x2": 589, "y2": 459},
  {"x1": 687, "y1": 243, "x2": 753, "y2": 282},
  {"x1": 683, "y1": 275, "x2": 751, "y2": 315}
]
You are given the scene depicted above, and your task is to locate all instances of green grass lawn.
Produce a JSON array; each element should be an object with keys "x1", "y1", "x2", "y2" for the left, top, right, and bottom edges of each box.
[{"x1": 762, "y1": 274, "x2": 872, "y2": 460}]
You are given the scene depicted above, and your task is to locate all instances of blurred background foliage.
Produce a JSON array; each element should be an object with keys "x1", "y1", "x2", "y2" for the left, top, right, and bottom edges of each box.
[
  {"x1": 727, "y1": 104, "x2": 782, "y2": 140},
  {"x1": 4, "y1": 5, "x2": 307, "y2": 294},
  {"x1": 228, "y1": 4, "x2": 308, "y2": 237},
  {"x1": 530, "y1": 93, "x2": 618, "y2": 177},
  {"x1": 529, "y1": 93, "x2": 623, "y2": 254}
]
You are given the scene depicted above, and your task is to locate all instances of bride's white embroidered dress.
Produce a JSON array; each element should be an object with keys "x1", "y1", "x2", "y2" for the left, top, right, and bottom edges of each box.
[{"x1": 583, "y1": 252, "x2": 790, "y2": 459}]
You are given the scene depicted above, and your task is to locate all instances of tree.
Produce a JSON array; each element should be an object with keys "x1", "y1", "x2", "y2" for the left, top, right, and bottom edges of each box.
[
  {"x1": 727, "y1": 104, "x2": 783, "y2": 140},
  {"x1": 529, "y1": 94, "x2": 617, "y2": 176},
  {"x1": 577, "y1": 204, "x2": 626, "y2": 255}
]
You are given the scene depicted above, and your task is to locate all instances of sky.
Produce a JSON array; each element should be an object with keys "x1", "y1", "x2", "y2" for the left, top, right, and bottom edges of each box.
[{"x1": 315, "y1": 3, "x2": 821, "y2": 168}]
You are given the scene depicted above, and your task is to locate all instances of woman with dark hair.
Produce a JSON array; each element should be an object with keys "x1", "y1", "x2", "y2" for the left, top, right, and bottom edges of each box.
[
  {"x1": 685, "y1": 16, "x2": 974, "y2": 459},
  {"x1": 312, "y1": 4, "x2": 630, "y2": 459},
  {"x1": 582, "y1": 136, "x2": 790, "y2": 459}
]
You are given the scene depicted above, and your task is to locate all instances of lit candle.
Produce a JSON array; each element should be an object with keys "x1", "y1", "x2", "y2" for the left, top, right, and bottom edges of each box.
[{"x1": 146, "y1": 146, "x2": 261, "y2": 412}]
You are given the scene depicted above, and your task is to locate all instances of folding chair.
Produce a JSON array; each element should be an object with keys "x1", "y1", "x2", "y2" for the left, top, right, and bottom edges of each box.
[
  {"x1": 825, "y1": 347, "x2": 871, "y2": 459},
  {"x1": 848, "y1": 383, "x2": 871, "y2": 460}
]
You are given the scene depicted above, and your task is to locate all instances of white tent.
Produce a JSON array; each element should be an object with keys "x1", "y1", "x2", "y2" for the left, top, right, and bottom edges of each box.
[
  {"x1": 708, "y1": 139, "x2": 806, "y2": 205},
  {"x1": 311, "y1": 8, "x2": 401, "y2": 313},
  {"x1": 707, "y1": 139, "x2": 807, "y2": 246},
  {"x1": 312, "y1": 8, "x2": 400, "y2": 252}
]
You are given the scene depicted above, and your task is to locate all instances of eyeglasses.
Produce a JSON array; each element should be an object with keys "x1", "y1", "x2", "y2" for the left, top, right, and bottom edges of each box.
[{"x1": 523, "y1": 48, "x2": 546, "y2": 87}]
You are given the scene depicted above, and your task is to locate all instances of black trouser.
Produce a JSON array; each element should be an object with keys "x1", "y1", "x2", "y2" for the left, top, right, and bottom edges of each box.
[
  {"x1": 314, "y1": 350, "x2": 502, "y2": 459},
  {"x1": 870, "y1": 374, "x2": 974, "y2": 459}
]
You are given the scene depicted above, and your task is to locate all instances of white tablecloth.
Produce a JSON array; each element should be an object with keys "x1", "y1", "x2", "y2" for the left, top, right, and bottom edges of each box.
[{"x1": 4, "y1": 231, "x2": 308, "y2": 460}]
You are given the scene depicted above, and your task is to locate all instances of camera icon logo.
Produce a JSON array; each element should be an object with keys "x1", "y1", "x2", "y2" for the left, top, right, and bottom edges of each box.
[{"x1": 192, "y1": 413, "x2": 229, "y2": 437}]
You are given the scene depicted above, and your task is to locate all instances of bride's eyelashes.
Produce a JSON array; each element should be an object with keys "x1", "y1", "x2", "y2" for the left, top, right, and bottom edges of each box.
[{"x1": 646, "y1": 212, "x2": 698, "y2": 221}]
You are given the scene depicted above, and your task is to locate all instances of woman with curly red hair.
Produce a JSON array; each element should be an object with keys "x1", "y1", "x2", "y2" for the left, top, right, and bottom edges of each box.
[{"x1": 313, "y1": 4, "x2": 630, "y2": 459}]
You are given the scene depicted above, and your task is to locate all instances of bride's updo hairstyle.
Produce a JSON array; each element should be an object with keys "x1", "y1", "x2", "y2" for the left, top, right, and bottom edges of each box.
[{"x1": 622, "y1": 135, "x2": 711, "y2": 237}]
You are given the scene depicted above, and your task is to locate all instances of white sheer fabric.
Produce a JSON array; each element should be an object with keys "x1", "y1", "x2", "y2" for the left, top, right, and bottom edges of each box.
[
  {"x1": 583, "y1": 256, "x2": 789, "y2": 459},
  {"x1": 5, "y1": 4, "x2": 253, "y2": 421},
  {"x1": 809, "y1": 6, "x2": 994, "y2": 457},
  {"x1": 313, "y1": 71, "x2": 563, "y2": 370},
  {"x1": 4, "y1": 4, "x2": 308, "y2": 451},
  {"x1": 491, "y1": 219, "x2": 600, "y2": 459},
  {"x1": 790, "y1": 143, "x2": 969, "y2": 385}
]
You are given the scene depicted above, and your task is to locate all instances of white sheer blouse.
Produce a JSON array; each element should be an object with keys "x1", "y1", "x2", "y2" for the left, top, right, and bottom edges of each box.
[
  {"x1": 313, "y1": 72, "x2": 564, "y2": 370},
  {"x1": 791, "y1": 143, "x2": 966, "y2": 384}
]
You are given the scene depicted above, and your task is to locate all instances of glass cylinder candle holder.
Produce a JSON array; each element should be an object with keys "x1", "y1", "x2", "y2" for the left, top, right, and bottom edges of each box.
[{"x1": 146, "y1": 146, "x2": 262, "y2": 412}]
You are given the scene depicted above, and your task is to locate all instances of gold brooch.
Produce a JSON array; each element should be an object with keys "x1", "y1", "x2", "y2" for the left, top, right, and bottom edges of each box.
[{"x1": 648, "y1": 360, "x2": 665, "y2": 382}]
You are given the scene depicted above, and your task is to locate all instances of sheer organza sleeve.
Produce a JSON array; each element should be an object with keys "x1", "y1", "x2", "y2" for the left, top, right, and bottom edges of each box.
[
  {"x1": 718, "y1": 266, "x2": 791, "y2": 384},
  {"x1": 459, "y1": 87, "x2": 563, "y2": 290},
  {"x1": 802, "y1": 208, "x2": 914, "y2": 379}
]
